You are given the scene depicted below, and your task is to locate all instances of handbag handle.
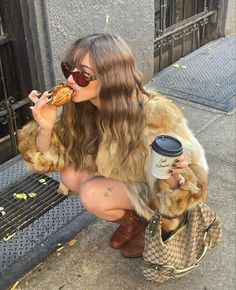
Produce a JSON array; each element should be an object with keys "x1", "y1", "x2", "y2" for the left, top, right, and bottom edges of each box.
[{"x1": 142, "y1": 231, "x2": 209, "y2": 278}]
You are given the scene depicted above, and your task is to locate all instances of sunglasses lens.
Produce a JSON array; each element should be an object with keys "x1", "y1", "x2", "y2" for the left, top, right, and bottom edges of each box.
[
  {"x1": 61, "y1": 62, "x2": 71, "y2": 79},
  {"x1": 73, "y1": 72, "x2": 89, "y2": 87},
  {"x1": 61, "y1": 62, "x2": 91, "y2": 87}
]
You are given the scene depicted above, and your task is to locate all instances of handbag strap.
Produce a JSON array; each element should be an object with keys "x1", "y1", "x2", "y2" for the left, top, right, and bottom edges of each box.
[{"x1": 148, "y1": 210, "x2": 188, "y2": 239}]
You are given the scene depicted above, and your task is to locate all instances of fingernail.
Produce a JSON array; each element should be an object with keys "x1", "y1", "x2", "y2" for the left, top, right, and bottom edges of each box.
[
  {"x1": 36, "y1": 91, "x2": 41, "y2": 96},
  {"x1": 48, "y1": 89, "x2": 53, "y2": 94},
  {"x1": 172, "y1": 163, "x2": 177, "y2": 167},
  {"x1": 169, "y1": 169, "x2": 173, "y2": 173},
  {"x1": 48, "y1": 95, "x2": 52, "y2": 99},
  {"x1": 175, "y1": 159, "x2": 179, "y2": 162}
]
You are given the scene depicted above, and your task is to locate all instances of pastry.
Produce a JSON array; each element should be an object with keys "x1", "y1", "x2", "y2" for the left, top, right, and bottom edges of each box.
[{"x1": 50, "y1": 83, "x2": 73, "y2": 107}]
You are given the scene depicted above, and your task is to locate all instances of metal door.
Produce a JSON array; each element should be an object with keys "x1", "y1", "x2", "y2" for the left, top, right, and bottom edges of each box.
[
  {"x1": 0, "y1": 1, "x2": 33, "y2": 164},
  {"x1": 154, "y1": 0, "x2": 221, "y2": 72}
]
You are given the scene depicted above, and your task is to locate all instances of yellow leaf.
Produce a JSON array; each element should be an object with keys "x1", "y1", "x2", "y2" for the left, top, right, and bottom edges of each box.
[
  {"x1": 28, "y1": 192, "x2": 37, "y2": 198},
  {"x1": 3, "y1": 232, "x2": 17, "y2": 241},
  {"x1": 68, "y1": 239, "x2": 77, "y2": 246},
  {"x1": 56, "y1": 246, "x2": 65, "y2": 252},
  {"x1": 89, "y1": 244, "x2": 99, "y2": 253},
  {"x1": 14, "y1": 193, "x2": 27, "y2": 200},
  {"x1": 172, "y1": 63, "x2": 180, "y2": 68},
  {"x1": 9, "y1": 281, "x2": 19, "y2": 290},
  {"x1": 39, "y1": 178, "x2": 46, "y2": 183}
]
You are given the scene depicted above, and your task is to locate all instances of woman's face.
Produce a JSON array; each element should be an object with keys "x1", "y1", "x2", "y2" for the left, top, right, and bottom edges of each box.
[{"x1": 66, "y1": 53, "x2": 101, "y2": 107}]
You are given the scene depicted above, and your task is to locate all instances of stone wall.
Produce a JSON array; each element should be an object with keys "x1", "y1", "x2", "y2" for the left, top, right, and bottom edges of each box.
[
  {"x1": 35, "y1": 0, "x2": 154, "y2": 86},
  {"x1": 224, "y1": 0, "x2": 236, "y2": 35}
]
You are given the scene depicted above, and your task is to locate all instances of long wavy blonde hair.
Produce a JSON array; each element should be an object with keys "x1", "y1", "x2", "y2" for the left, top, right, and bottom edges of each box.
[{"x1": 56, "y1": 33, "x2": 150, "y2": 170}]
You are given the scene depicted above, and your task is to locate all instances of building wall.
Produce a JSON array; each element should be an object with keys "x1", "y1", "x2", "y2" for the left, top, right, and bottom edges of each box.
[
  {"x1": 224, "y1": 0, "x2": 236, "y2": 35},
  {"x1": 40, "y1": 0, "x2": 154, "y2": 85}
]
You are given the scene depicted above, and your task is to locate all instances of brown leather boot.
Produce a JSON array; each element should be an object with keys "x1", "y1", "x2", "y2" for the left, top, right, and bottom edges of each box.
[
  {"x1": 120, "y1": 224, "x2": 146, "y2": 258},
  {"x1": 110, "y1": 210, "x2": 146, "y2": 249}
]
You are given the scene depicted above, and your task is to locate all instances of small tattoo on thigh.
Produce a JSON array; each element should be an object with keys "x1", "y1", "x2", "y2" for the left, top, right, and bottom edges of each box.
[{"x1": 103, "y1": 186, "x2": 114, "y2": 198}]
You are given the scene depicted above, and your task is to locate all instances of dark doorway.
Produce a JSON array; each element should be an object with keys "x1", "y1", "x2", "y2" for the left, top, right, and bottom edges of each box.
[{"x1": 0, "y1": 1, "x2": 35, "y2": 164}]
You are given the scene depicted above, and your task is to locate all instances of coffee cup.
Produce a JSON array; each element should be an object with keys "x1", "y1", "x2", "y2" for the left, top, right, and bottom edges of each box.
[{"x1": 150, "y1": 135, "x2": 183, "y2": 179}]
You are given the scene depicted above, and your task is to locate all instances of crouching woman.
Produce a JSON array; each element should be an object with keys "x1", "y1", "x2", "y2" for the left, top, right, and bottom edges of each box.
[{"x1": 18, "y1": 33, "x2": 208, "y2": 258}]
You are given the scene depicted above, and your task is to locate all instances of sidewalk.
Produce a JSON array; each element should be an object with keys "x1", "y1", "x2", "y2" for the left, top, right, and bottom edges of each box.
[{"x1": 13, "y1": 93, "x2": 235, "y2": 290}]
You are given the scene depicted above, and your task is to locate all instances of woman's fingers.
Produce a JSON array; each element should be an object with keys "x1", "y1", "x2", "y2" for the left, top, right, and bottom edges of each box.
[
  {"x1": 34, "y1": 94, "x2": 53, "y2": 110},
  {"x1": 170, "y1": 173, "x2": 185, "y2": 185},
  {"x1": 169, "y1": 156, "x2": 188, "y2": 175},
  {"x1": 29, "y1": 91, "x2": 53, "y2": 110},
  {"x1": 39, "y1": 90, "x2": 53, "y2": 101},
  {"x1": 28, "y1": 90, "x2": 41, "y2": 104},
  {"x1": 172, "y1": 161, "x2": 188, "y2": 169},
  {"x1": 169, "y1": 162, "x2": 188, "y2": 174},
  {"x1": 171, "y1": 154, "x2": 188, "y2": 170}
]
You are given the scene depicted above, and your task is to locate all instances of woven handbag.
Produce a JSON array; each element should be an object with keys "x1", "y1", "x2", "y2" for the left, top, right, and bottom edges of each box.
[{"x1": 141, "y1": 202, "x2": 222, "y2": 283}]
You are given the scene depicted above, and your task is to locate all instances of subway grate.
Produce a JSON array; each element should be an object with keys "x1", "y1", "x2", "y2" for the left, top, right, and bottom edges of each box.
[{"x1": 0, "y1": 173, "x2": 66, "y2": 240}]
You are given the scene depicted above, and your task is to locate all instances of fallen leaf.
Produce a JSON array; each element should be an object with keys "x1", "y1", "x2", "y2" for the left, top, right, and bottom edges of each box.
[
  {"x1": 13, "y1": 193, "x2": 28, "y2": 200},
  {"x1": 56, "y1": 245, "x2": 65, "y2": 252},
  {"x1": 9, "y1": 281, "x2": 19, "y2": 290},
  {"x1": 89, "y1": 244, "x2": 99, "y2": 253},
  {"x1": 172, "y1": 63, "x2": 180, "y2": 68},
  {"x1": 68, "y1": 239, "x2": 77, "y2": 246},
  {"x1": 28, "y1": 192, "x2": 37, "y2": 198},
  {"x1": 0, "y1": 206, "x2": 6, "y2": 216},
  {"x1": 3, "y1": 232, "x2": 17, "y2": 241},
  {"x1": 181, "y1": 65, "x2": 187, "y2": 69},
  {"x1": 38, "y1": 178, "x2": 47, "y2": 185}
]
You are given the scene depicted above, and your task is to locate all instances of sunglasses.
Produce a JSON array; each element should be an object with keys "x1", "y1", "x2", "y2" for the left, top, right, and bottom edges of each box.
[{"x1": 61, "y1": 62, "x2": 97, "y2": 87}]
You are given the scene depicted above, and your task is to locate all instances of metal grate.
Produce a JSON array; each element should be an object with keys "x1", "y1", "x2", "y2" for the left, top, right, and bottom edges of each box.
[
  {"x1": 150, "y1": 35, "x2": 236, "y2": 112},
  {"x1": 0, "y1": 173, "x2": 66, "y2": 240},
  {"x1": 0, "y1": 156, "x2": 96, "y2": 290}
]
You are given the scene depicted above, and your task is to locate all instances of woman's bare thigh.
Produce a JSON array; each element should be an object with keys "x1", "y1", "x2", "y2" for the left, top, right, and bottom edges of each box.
[
  {"x1": 79, "y1": 177, "x2": 133, "y2": 210},
  {"x1": 60, "y1": 166, "x2": 134, "y2": 220},
  {"x1": 60, "y1": 165, "x2": 94, "y2": 193}
]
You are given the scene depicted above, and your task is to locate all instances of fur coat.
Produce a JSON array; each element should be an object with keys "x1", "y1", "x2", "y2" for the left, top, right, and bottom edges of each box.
[{"x1": 18, "y1": 90, "x2": 208, "y2": 221}]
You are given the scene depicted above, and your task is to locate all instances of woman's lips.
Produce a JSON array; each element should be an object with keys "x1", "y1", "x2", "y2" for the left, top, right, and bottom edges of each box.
[{"x1": 67, "y1": 85, "x2": 77, "y2": 96}]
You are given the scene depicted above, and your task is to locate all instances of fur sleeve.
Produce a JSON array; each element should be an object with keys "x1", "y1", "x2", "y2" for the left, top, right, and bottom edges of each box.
[
  {"x1": 18, "y1": 121, "x2": 67, "y2": 173},
  {"x1": 139, "y1": 89, "x2": 209, "y2": 221},
  {"x1": 149, "y1": 165, "x2": 208, "y2": 219},
  {"x1": 124, "y1": 165, "x2": 208, "y2": 222}
]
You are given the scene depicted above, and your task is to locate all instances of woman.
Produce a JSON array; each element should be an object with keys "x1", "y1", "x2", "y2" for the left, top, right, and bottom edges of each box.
[{"x1": 18, "y1": 33, "x2": 208, "y2": 258}]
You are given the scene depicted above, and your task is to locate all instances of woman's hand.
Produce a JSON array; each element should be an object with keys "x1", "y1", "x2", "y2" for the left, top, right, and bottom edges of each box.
[
  {"x1": 29, "y1": 90, "x2": 58, "y2": 131},
  {"x1": 165, "y1": 155, "x2": 188, "y2": 189}
]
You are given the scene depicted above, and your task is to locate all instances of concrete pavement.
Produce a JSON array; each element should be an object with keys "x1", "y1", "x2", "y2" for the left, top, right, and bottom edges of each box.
[{"x1": 13, "y1": 95, "x2": 235, "y2": 290}]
